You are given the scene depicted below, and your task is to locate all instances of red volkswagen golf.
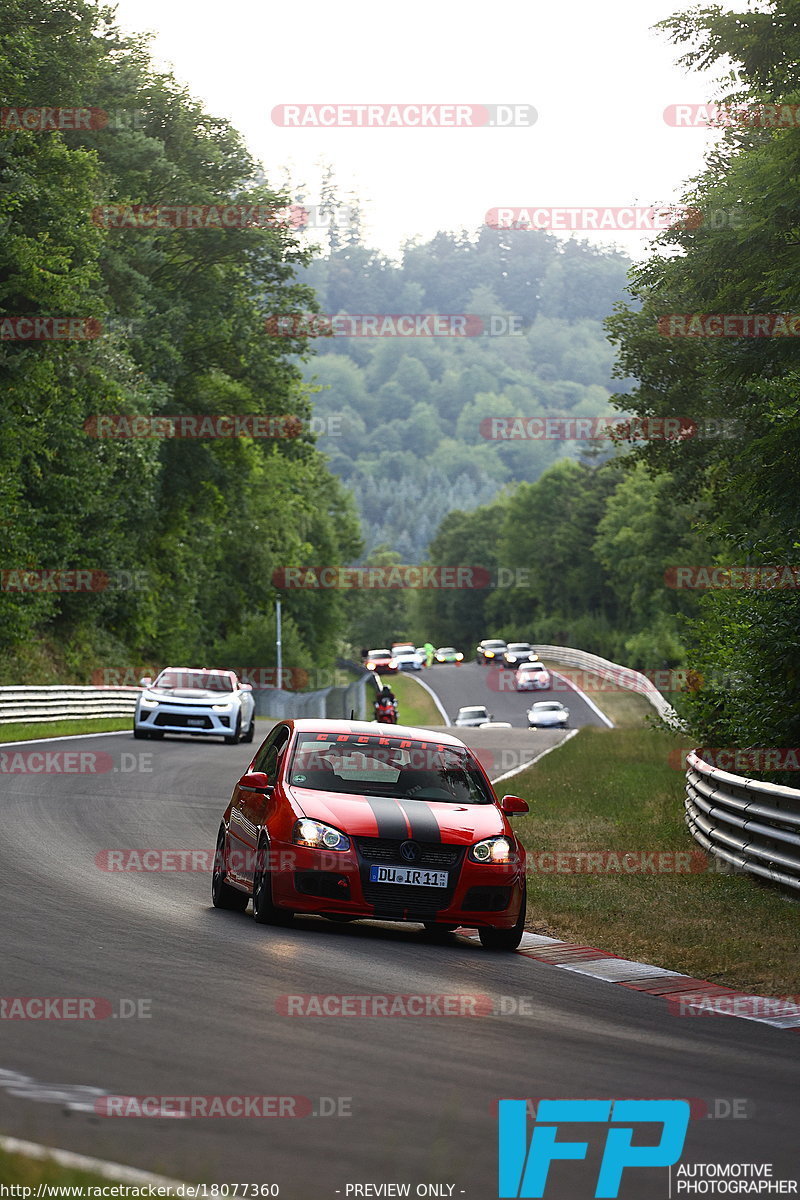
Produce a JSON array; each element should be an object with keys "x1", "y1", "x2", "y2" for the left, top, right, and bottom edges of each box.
[{"x1": 212, "y1": 719, "x2": 529, "y2": 949}]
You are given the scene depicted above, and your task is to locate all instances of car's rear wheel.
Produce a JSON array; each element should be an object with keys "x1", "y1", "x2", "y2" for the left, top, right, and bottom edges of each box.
[
  {"x1": 478, "y1": 883, "x2": 526, "y2": 951},
  {"x1": 211, "y1": 828, "x2": 249, "y2": 912},
  {"x1": 223, "y1": 715, "x2": 241, "y2": 746},
  {"x1": 242, "y1": 714, "x2": 255, "y2": 743},
  {"x1": 252, "y1": 837, "x2": 293, "y2": 925}
]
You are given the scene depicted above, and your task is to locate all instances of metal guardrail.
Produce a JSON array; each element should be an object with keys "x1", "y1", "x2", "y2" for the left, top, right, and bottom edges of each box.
[
  {"x1": 684, "y1": 750, "x2": 800, "y2": 891},
  {"x1": 0, "y1": 686, "x2": 140, "y2": 725},
  {"x1": 530, "y1": 644, "x2": 682, "y2": 727}
]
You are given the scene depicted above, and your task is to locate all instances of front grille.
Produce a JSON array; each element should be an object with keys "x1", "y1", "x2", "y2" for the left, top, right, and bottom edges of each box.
[
  {"x1": 154, "y1": 712, "x2": 213, "y2": 728},
  {"x1": 355, "y1": 838, "x2": 461, "y2": 868},
  {"x1": 355, "y1": 838, "x2": 465, "y2": 916}
]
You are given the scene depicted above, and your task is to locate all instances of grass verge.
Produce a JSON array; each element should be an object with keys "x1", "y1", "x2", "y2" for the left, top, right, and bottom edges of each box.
[
  {"x1": 391, "y1": 672, "x2": 443, "y2": 727},
  {"x1": 0, "y1": 1144, "x2": 170, "y2": 1190},
  {"x1": 512, "y1": 725, "x2": 800, "y2": 995},
  {"x1": 0, "y1": 717, "x2": 132, "y2": 744}
]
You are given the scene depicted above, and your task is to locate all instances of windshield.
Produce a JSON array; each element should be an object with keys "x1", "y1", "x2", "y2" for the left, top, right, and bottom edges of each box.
[
  {"x1": 507, "y1": 644, "x2": 532, "y2": 653},
  {"x1": 519, "y1": 663, "x2": 546, "y2": 672},
  {"x1": 483, "y1": 641, "x2": 506, "y2": 650},
  {"x1": 368, "y1": 649, "x2": 390, "y2": 658},
  {"x1": 533, "y1": 703, "x2": 562, "y2": 711},
  {"x1": 288, "y1": 732, "x2": 492, "y2": 804},
  {"x1": 154, "y1": 670, "x2": 234, "y2": 692}
]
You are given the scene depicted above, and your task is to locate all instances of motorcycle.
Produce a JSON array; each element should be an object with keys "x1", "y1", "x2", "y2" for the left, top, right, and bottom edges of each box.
[{"x1": 374, "y1": 698, "x2": 398, "y2": 724}]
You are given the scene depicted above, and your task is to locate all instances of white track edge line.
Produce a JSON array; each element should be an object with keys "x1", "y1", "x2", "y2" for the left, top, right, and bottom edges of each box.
[
  {"x1": 404, "y1": 672, "x2": 451, "y2": 725},
  {"x1": 491, "y1": 729, "x2": 578, "y2": 784},
  {"x1": 0, "y1": 1134, "x2": 187, "y2": 1188}
]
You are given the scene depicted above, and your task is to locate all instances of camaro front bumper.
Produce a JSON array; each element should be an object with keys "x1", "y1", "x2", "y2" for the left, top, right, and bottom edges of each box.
[{"x1": 135, "y1": 704, "x2": 238, "y2": 736}]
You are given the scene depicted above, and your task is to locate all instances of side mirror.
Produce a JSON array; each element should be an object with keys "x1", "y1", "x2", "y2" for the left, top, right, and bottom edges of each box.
[
  {"x1": 239, "y1": 771, "x2": 273, "y2": 794},
  {"x1": 239, "y1": 682, "x2": 253, "y2": 692},
  {"x1": 139, "y1": 676, "x2": 152, "y2": 687},
  {"x1": 500, "y1": 794, "x2": 529, "y2": 815}
]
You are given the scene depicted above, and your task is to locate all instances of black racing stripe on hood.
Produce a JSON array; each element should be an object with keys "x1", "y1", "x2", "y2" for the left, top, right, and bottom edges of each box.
[
  {"x1": 365, "y1": 796, "x2": 410, "y2": 840},
  {"x1": 397, "y1": 800, "x2": 441, "y2": 843}
]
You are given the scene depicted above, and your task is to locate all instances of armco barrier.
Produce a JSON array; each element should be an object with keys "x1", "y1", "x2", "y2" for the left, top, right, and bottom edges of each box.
[
  {"x1": 685, "y1": 749, "x2": 800, "y2": 891},
  {"x1": 530, "y1": 644, "x2": 681, "y2": 726},
  {"x1": 0, "y1": 686, "x2": 139, "y2": 725}
]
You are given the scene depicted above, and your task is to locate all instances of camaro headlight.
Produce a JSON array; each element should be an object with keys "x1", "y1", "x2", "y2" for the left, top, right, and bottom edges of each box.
[
  {"x1": 292, "y1": 819, "x2": 350, "y2": 852},
  {"x1": 211, "y1": 702, "x2": 233, "y2": 711},
  {"x1": 470, "y1": 836, "x2": 513, "y2": 864},
  {"x1": 139, "y1": 695, "x2": 158, "y2": 708}
]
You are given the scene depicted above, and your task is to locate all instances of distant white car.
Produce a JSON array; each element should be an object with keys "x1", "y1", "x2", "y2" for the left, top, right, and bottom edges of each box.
[
  {"x1": 134, "y1": 667, "x2": 255, "y2": 744},
  {"x1": 455, "y1": 705, "x2": 493, "y2": 727},
  {"x1": 527, "y1": 701, "x2": 569, "y2": 729},
  {"x1": 515, "y1": 662, "x2": 551, "y2": 691},
  {"x1": 394, "y1": 649, "x2": 423, "y2": 672}
]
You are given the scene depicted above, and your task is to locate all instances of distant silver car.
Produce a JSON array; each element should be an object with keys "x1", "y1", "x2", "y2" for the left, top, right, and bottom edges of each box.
[
  {"x1": 527, "y1": 701, "x2": 569, "y2": 729},
  {"x1": 134, "y1": 667, "x2": 255, "y2": 744},
  {"x1": 455, "y1": 705, "x2": 493, "y2": 727}
]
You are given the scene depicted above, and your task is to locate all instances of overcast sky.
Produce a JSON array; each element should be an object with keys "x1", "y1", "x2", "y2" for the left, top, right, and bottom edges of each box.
[{"x1": 110, "y1": 0, "x2": 746, "y2": 260}]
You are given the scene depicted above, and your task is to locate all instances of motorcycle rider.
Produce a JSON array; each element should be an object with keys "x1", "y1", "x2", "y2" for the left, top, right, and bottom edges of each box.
[{"x1": 374, "y1": 684, "x2": 398, "y2": 722}]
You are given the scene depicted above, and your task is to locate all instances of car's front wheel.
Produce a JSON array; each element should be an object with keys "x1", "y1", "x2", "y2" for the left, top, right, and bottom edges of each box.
[
  {"x1": 211, "y1": 828, "x2": 249, "y2": 912},
  {"x1": 242, "y1": 714, "x2": 255, "y2": 743},
  {"x1": 478, "y1": 884, "x2": 526, "y2": 951},
  {"x1": 133, "y1": 727, "x2": 148, "y2": 740},
  {"x1": 223, "y1": 715, "x2": 241, "y2": 745},
  {"x1": 252, "y1": 837, "x2": 293, "y2": 925}
]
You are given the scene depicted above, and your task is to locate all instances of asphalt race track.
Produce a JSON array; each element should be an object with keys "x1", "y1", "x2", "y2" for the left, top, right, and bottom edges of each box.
[
  {"x1": 415, "y1": 660, "x2": 608, "y2": 729},
  {"x1": 0, "y1": 723, "x2": 798, "y2": 1197}
]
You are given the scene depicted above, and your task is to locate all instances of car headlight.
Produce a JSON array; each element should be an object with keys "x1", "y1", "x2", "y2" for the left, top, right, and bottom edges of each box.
[
  {"x1": 470, "y1": 836, "x2": 514, "y2": 864},
  {"x1": 507, "y1": 655, "x2": 517, "y2": 663},
  {"x1": 389, "y1": 659, "x2": 398, "y2": 668},
  {"x1": 211, "y1": 702, "x2": 233, "y2": 711},
  {"x1": 292, "y1": 819, "x2": 350, "y2": 852},
  {"x1": 139, "y1": 694, "x2": 158, "y2": 708},
  {"x1": 485, "y1": 650, "x2": 495, "y2": 657},
  {"x1": 455, "y1": 652, "x2": 463, "y2": 661}
]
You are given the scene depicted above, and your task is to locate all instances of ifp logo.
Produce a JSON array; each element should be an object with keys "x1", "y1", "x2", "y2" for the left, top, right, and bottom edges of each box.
[{"x1": 498, "y1": 1099, "x2": 690, "y2": 1198}]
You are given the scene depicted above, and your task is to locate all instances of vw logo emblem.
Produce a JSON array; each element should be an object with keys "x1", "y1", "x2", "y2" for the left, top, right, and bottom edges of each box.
[{"x1": 400, "y1": 840, "x2": 420, "y2": 863}]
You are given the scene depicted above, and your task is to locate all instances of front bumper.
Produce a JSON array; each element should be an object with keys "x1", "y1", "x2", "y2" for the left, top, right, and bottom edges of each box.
[
  {"x1": 269, "y1": 837, "x2": 526, "y2": 929},
  {"x1": 135, "y1": 704, "x2": 237, "y2": 736}
]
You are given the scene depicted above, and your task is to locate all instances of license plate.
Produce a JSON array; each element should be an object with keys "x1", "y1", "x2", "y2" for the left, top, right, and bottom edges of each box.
[
  {"x1": 187, "y1": 717, "x2": 205, "y2": 726},
  {"x1": 369, "y1": 865, "x2": 448, "y2": 887}
]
